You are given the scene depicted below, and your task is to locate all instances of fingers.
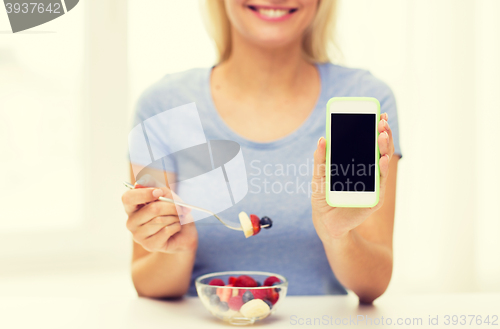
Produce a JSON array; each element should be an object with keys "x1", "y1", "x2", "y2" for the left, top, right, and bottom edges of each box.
[
  {"x1": 126, "y1": 200, "x2": 182, "y2": 232},
  {"x1": 377, "y1": 112, "x2": 394, "y2": 181},
  {"x1": 377, "y1": 113, "x2": 390, "y2": 132},
  {"x1": 378, "y1": 129, "x2": 391, "y2": 157},
  {"x1": 378, "y1": 112, "x2": 394, "y2": 160},
  {"x1": 378, "y1": 113, "x2": 393, "y2": 141},
  {"x1": 122, "y1": 187, "x2": 165, "y2": 214},
  {"x1": 141, "y1": 222, "x2": 182, "y2": 252},
  {"x1": 163, "y1": 222, "x2": 198, "y2": 253},
  {"x1": 135, "y1": 215, "x2": 180, "y2": 239},
  {"x1": 379, "y1": 153, "x2": 391, "y2": 179}
]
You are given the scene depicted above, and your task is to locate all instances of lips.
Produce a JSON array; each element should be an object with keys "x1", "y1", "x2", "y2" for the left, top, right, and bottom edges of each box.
[{"x1": 247, "y1": 5, "x2": 298, "y2": 20}]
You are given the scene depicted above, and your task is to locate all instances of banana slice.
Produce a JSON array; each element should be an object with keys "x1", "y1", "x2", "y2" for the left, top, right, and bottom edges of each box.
[
  {"x1": 239, "y1": 299, "x2": 271, "y2": 318},
  {"x1": 239, "y1": 212, "x2": 254, "y2": 238},
  {"x1": 223, "y1": 309, "x2": 242, "y2": 319}
]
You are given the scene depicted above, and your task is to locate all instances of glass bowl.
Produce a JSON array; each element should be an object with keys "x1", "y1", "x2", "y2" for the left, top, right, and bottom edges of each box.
[{"x1": 195, "y1": 271, "x2": 288, "y2": 325}]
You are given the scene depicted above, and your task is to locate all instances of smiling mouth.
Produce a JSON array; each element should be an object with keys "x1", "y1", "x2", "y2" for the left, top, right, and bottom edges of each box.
[{"x1": 247, "y1": 5, "x2": 298, "y2": 19}]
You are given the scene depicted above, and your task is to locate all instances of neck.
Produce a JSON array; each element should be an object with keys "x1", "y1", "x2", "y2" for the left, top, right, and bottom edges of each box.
[{"x1": 216, "y1": 28, "x2": 315, "y2": 96}]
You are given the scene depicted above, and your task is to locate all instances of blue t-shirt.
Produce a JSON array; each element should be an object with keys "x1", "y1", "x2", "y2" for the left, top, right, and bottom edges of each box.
[{"x1": 131, "y1": 62, "x2": 402, "y2": 296}]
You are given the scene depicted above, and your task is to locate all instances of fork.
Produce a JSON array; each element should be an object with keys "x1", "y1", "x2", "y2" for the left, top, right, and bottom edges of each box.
[{"x1": 123, "y1": 181, "x2": 270, "y2": 231}]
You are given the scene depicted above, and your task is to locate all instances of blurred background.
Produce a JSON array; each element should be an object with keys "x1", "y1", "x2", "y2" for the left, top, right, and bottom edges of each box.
[{"x1": 0, "y1": 0, "x2": 499, "y2": 298}]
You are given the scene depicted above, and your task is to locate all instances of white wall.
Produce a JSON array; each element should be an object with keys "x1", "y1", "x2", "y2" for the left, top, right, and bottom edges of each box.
[
  {"x1": 473, "y1": 0, "x2": 500, "y2": 292},
  {"x1": 0, "y1": 0, "x2": 132, "y2": 276},
  {"x1": 127, "y1": 0, "x2": 216, "y2": 118},
  {"x1": 0, "y1": 0, "x2": 85, "y2": 232},
  {"x1": 337, "y1": 0, "x2": 500, "y2": 294}
]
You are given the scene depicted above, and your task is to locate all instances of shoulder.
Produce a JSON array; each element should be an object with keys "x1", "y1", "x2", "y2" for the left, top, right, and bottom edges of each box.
[
  {"x1": 134, "y1": 67, "x2": 209, "y2": 120},
  {"x1": 319, "y1": 62, "x2": 395, "y2": 103}
]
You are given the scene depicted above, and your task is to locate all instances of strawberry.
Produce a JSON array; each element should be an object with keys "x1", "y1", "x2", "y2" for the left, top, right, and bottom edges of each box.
[
  {"x1": 216, "y1": 284, "x2": 233, "y2": 302},
  {"x1": 267, "y1": 289, "x2": 280, "y2": 305},
  {"x1": 252, "y1": 289, "x2": 268, "y2": 300},
  {"x1": 250, "y1": 214, "x2": 261, "y2": 235},
  {"x1": 134, "y1": 184, "x2": 147, "y2": 189},
  {"x1": 228, "y1": 276, "x2": 237, "y2": 285},
  {"x1": 234, "y1": 275, "x2": 258, "y2": 287},
  {"x1": 228, "y1": 295, "x2": 244, "y2": 311},
  {"x1": 263, "y1": 276, "x2": 280, "y2": 286},
  {"x1": 238, "y1": 289, "x2": 247, "y2": 296},
  {"x1": 209, "y1": 278, "x2": 225, "y2": 286}
]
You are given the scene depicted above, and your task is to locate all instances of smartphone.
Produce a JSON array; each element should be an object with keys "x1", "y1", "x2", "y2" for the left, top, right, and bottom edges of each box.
[{"x1": 325, "y1": 97, "x2": 380, "y2": 207}]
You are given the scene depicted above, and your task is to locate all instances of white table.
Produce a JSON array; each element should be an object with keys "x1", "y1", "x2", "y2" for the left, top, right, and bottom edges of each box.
[{"x1": 1, "y1": 293, "x2": 499, "y2": 328}]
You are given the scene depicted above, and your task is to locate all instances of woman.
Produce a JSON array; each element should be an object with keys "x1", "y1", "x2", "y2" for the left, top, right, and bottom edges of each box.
[{"x1": 122, "y1": 0, "x2": 401, "y2": 304}]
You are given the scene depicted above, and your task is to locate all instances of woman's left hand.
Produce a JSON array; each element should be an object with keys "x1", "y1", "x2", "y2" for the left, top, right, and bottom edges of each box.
[{"x1": 311, "y1": 113, "x2": 394, "y2": 243}]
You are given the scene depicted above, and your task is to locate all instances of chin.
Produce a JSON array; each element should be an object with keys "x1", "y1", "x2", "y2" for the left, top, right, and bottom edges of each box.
[
  {"x1": 258, "y1": 41, "x2": 298, "y2": 52},
  {"x1": 245, "y1": 27, "x2": 299, "y2": 49},
  {"x1": 252, "y1": 37, "x2": 296, "y2": 49}
]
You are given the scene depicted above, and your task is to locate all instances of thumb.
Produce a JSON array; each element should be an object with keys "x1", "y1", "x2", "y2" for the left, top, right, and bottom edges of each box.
[{"x1": 312, "y1": 137, "x2": 326, "y2": 198}]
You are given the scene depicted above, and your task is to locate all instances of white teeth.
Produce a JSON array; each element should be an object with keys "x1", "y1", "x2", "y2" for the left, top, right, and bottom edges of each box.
[{"x1": 258, "y1": 8, "x2": 289, "y2": 18}]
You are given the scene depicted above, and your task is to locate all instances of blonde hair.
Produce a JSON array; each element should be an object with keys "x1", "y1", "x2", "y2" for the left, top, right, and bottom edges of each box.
[{"x1": 201, "y1": 0, "x2": 340, "y2": 63}]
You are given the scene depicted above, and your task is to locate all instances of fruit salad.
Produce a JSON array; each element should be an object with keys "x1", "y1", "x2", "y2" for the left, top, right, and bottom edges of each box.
[
  {"x1": 238, "y1": 212, "x2": 273, "y2": 238},
  {"x1": 200, "y1": 274, "x2": 283, "y2": 320}
]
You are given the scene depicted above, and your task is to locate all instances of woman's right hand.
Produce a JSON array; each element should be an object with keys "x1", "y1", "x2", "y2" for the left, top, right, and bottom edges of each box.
[{"x1": 122, "y1": 185, "x2": 198, "y2": 254}]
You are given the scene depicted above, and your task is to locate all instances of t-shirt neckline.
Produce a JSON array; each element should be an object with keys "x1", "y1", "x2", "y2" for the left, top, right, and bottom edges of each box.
[{"x1": 203, "y1": 62, "x2": 328, "y2": 150}]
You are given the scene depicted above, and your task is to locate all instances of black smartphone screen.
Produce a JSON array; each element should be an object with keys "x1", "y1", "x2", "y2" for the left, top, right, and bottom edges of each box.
[{"x1": 330, "y1": 113, "x2": 376, "y2": 192}]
